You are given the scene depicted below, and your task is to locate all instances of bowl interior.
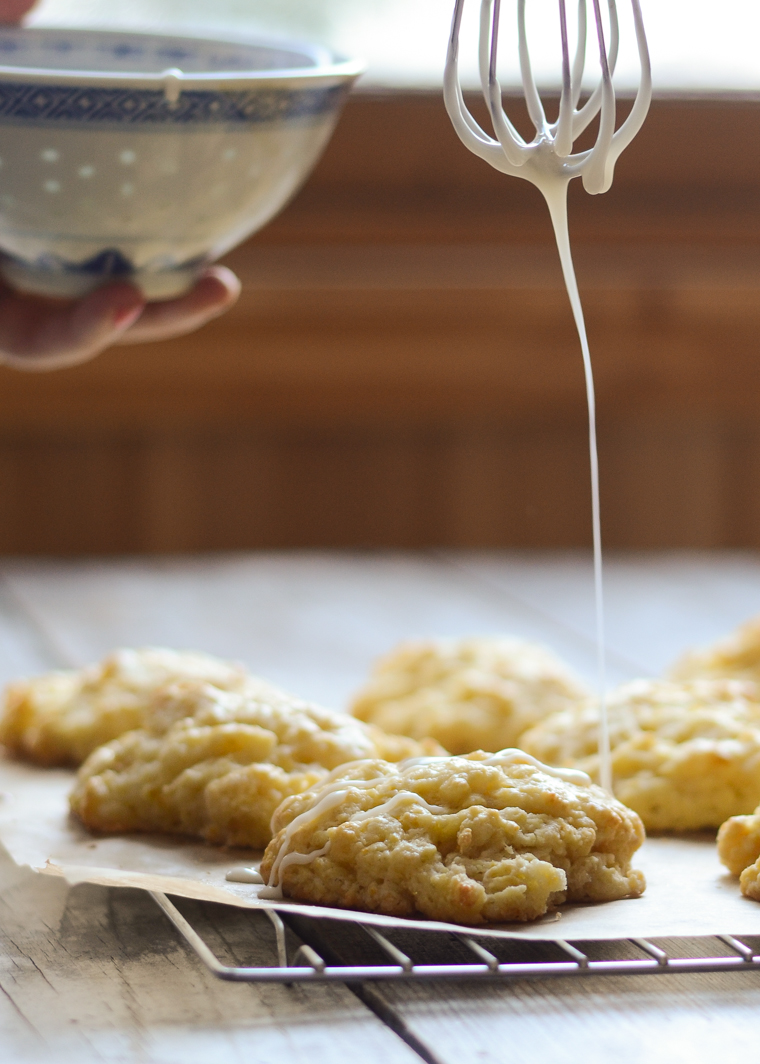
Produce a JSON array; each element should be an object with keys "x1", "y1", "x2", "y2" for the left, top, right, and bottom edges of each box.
[{"x1": 0, "y1": 27, "x2": 328, "y2": 78}]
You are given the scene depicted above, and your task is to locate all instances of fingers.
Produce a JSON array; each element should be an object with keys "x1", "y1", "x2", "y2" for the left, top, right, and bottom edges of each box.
[
  {"x1": 0, "y1": 282, "x2": 145, "y2": 372},
  {"x1": 116, "y1": 266, "x2": 241, "y2": 345},
  {"x1": 0, "y1": 266, "x2": 241, "y2": 372}
]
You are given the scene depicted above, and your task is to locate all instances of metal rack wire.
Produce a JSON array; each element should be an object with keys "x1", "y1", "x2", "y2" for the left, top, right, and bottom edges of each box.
[{"x1": 151, "y1": 890, "x2": 760, "y2": 984}]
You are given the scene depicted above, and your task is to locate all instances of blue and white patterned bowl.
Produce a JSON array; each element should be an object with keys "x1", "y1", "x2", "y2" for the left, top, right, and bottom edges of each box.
[{"x1": 0, "y1": 27, "x2": 363, "y2": 299}]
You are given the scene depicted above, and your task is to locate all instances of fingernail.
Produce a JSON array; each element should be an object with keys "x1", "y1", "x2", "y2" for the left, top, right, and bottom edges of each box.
[{"x1": 112, "y1": 304, "x2": 143, "y2": 331}]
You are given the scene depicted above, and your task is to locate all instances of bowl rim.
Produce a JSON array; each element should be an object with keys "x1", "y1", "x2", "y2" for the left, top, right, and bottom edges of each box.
[{"x1": 0, "y1": 26, "x2": 366, "y2": 88}]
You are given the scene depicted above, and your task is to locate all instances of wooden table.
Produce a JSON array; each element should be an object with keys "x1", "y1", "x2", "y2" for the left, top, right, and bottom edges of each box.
[{"x1": 1, "y1": 550, "x2": 760, "y2": 1063}]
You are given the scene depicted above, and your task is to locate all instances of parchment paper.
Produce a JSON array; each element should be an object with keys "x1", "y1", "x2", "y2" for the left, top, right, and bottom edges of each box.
[{"x1": 2, "y1": 755, "x2": 760, "y2": 941}]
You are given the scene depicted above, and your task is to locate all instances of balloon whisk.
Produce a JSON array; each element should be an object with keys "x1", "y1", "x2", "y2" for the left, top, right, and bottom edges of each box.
[{"x1": 444, "y1": 0, "x2": 652, "y2": 199}]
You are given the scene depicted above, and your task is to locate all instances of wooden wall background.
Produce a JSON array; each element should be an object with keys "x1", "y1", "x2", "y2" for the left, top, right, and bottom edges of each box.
[{"x1": 2, "y1": 92, "x2": 760, "y2": 553}]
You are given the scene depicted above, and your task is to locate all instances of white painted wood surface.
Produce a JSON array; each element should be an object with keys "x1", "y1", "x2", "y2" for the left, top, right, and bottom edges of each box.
[
  {"x1": 450, "y1": 550, "x2": 760, "y2": 680},
  {"x1": 2, "y1": 550, "x2": 760, "y2": 1064},
  {"x1": 365, "y1": 968, "x2": 760, "y2": 1063},
  {"x1": 6, "y1": 549, "x2": 754, "y2": 702},
  {"x1": 0, "y1": 850, "x2": 427, "y2": 1064}
]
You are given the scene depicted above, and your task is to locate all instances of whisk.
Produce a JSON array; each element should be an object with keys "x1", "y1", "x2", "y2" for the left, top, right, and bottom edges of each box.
[
  {"x1": 444, "y1": 0, "x2": 652, "y2": 202},
  {"x1": 443, "y1": 1, "x2": 652, "y2": 793}
]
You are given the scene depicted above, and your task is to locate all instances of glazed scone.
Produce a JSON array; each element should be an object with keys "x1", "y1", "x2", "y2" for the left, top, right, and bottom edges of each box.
[
  {"x1": 350, "y1": 637, "x2": 590, "y2": 756},
  {"x1": 670, "y1": 617, "x2": 760, "y2": 683},
  {"x1": 0, "y1": 647, "x2": 258, "y2": 767},
  {"x1": 70, "y1": 681, "x2": 445, "y2": 849},
  {"x1": 521, "y1": 678, "x2": 760, "y2": 831},
  {"x1": 259, "y1": 750, "x2": 645, "y2": 925}
]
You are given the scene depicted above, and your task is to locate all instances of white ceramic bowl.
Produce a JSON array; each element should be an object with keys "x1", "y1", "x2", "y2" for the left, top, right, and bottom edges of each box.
[{"x1": 0, "y1": 27, "x2": 362, "y2": 299}]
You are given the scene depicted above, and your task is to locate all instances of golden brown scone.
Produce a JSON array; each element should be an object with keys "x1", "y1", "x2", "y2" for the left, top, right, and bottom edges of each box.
[
  {"x1": 521, "y1": 678, "x2": 760, "y2": 831},
  {"x1": 259, "y1": 750, "x2": 645, "y2": 925},
  {"x1": 739, "y1": 862, "x2": 760, "y2": 901},
  {"x1": 670, "y1": 617, "x2": 760, "y2": 683},
  {"x1": 0, "y1": 647, "x2": 256, "y2": 767},
  {"x1": 718, "y1": 808, "x2": 760, "y2": 901},
  {"x1": 350, "y1": 637, "x2": 590, "y2": 756},
  {"x1": 717, "y1": 806, "x2": 760, "y2": 901},
  {"x1": 717, "y1": 807, "x2": 760, "y2": 876},
  {"x1": 70, "y1": 681, "x2": 445, "y2": 849}
]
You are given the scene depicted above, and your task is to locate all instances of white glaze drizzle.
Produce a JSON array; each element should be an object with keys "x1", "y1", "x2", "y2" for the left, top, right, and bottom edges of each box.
[
  {"x1": 225, "y1": 866, "x2": 263, "y2": 884},
  {"x1": 264, "y1": 776, "x2": 380, "y2": 894},
  {"x1": 399, "y1": 748, "x2": 591, "y2": 785},
  {"x1": 479, "y1": 747, "x2": 591, "y2": 785},
  {"x1": 443, "y1": 1, "x2": 652, "y2": 793},
  {"x1": 264, "y1": 782, "x2": 446, "y2": 892}
]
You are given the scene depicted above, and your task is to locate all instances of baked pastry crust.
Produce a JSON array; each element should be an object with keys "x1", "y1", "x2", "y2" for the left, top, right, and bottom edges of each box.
[
  {"x1": 0, "y1": 647, "x2": 252, "y2": 767},
  {"x1": 740, "y1": 863, "x2": 760, "y2": 901},
  {"x1": 718, "y1": 808, "x2": 760, "y2": 900},
  {"x1": 259, "y1": 751, "x2": 645, "y2": 925},
  {"x1": 670, "y1": 617, "x2": 760, "y2": 683},
  {"x1": 521, "y1": 678, "x2": 760, "y2": 831},
  {"x1": 350, "y1": 637, "x2": 590, "y2": 755},
  {"x1": 70, "y1": 680, "x2": 445, "y2": 849}
]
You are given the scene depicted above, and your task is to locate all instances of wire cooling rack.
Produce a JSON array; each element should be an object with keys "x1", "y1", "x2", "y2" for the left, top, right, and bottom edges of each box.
[{"x1": 150, "y1": 891, "x2": 760, "y2": 984}]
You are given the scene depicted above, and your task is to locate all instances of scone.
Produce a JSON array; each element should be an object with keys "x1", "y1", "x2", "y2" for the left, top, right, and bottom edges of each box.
[
  {"x1": 70, "y1": 680, "x2": 445, "y2": 849},
  {"x1": 521, "y1": 678, "x2": 760, "y2": 831},
  {"x1": 259, "y1": 750, "x2": 645, "y2": 925},
  {"x1": 0, "y1": 647, "x2": 257, "y2": 767},
  {"x1": 670, "y1": 617, "x2": 760, "y2": 683},
  {"x1": 350, "y1": 637, "x2": 590, "y2": 756},
  {"x1": 717, "y1": 808, "x2": 760, "y2": 900}
]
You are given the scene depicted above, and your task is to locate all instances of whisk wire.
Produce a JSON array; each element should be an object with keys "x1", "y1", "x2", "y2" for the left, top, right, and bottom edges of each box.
[
  {"x1": 517, "y1": 0, "x2": 547, "y2": 133},
  {"x1": 444, "y1": 0, "x2": 505, "y2": 166},
  {"x1": 555, "y1": 0, "x2": 574, "y2": 157},
  {"x1": 479, "y1": 0, "x2": 493, "y2": 98},
  {"x1": 608, "y1": 0, "x2": 651, "y2": 158},
  {"x1": 487, "y1": 0, "x2": 529, "y2": 165},
  {"x1": 572, "y1": 0, "x2": 619, "y2": 139},
  {"x1": 582, "y1": 0, "x2": 617, "y2": 193},
  {"x1": 570, "y1": 0, "x2": 587, "y2": 110}
]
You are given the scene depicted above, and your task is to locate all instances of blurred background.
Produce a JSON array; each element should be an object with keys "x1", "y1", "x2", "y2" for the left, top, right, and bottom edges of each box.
[{"x1": 4, "y1": 0, "x2": 760, "y2": 554}]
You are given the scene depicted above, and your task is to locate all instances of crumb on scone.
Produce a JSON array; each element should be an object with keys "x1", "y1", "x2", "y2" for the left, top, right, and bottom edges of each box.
[
  {"x1": 521, "y1": 678, "x2": 760, "y2": 831},
  {"x1": 70, "y1": 680, "x2": 446, "y2": 849},
  {"x1": 350, "y1": 637, "x2": 590, "y2": 756},
  {"x1": 670, "y1": 617, "x2": 760, "y2": 683},
  {"x1": 718, "y1": 807, "x2": 760, "y2": 900},
  {"x1": 0, "y1": 647, "x2": 256, "y2": 767},
  {"x1": 259, "y1": 750, "x2": 645, "y2": 925}
]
